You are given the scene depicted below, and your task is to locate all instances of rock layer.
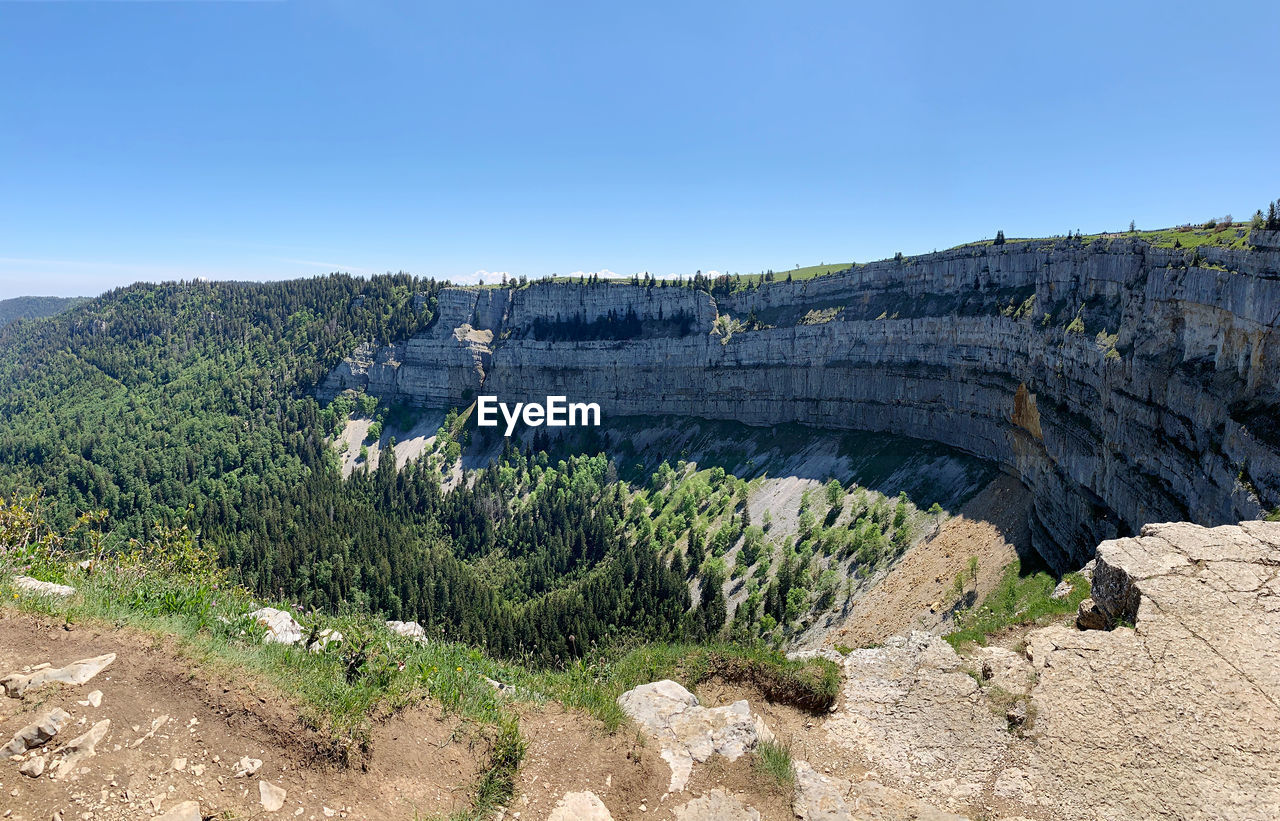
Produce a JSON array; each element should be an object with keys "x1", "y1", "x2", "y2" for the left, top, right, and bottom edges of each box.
[{"x1": 326, "y1": 238, "x2": 1280, "y2": 568}]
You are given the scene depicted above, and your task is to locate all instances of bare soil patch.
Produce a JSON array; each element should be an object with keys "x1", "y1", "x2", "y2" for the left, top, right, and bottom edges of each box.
[
  {"x1": 827, "y1": 473, "x2": 1032, "y2": 650},
  {"x1": 0, "y1": 612, "x2": 480, "y2": 820}
]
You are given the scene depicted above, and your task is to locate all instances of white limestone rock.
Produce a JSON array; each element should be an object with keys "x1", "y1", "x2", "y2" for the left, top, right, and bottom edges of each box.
[
  {"x1": 259, "y1": 779, "x2": 287, "y2": 812},
  {"x1": 1, "y1": 708, "x2": 71, "y2": 756},
  {"x1": 154, "y1": 800, "x2": 201, "y2": 821},
  {"x1": 11, "y1": 576, "x2": 76, "y2": 597},
  {"x1": 617, "y1": 679, "x2": 773, "y2": 793},
  {"x1": 673, "y1": 788, "x2": 760, "y2": 820},
  {"x1": 48, "y1": 718, "x2": 109, "y2": 781},
  {"x1": 249, "y1": 607, "x2": 303, "y2": 645},
  {"x1": 386, "y1": 619, "x2": 428, "y2": 643},
  {"x1": 1, "y1": 653, "x2": 116, "y2": 697},
  {"x1": 18, "y1": 755, "x2": 46, "y2": 778},
  {"x1": 547, "y1": 790, "x2": 613, "y2": 821}
]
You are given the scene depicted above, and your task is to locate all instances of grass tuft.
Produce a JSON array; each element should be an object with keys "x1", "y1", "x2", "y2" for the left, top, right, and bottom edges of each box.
[{"x1": 753, "y1": 738, "x2": 795, "y2": 790}]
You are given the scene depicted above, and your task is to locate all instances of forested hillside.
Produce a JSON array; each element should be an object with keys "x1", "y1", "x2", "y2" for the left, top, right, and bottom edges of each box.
[
  {"x1": 0, "y1": 274, "x2": 976, "y2": 663},
  {"x1": 0, "y1": 276, "x2": 696, "y2": 662},
  {"x1": 0, "y1": 295, "x2": 88, "y2": 328}
]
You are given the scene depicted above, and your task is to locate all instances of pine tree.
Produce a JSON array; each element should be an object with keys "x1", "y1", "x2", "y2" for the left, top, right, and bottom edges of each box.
[{"x1": 994, "y1": 230, "x2": 1006, "y2": 246}]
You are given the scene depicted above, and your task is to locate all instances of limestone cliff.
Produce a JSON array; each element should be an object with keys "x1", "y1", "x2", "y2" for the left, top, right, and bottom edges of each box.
[{"x1": 322, "y1": 236, "x2": 1280, "y2": 569}]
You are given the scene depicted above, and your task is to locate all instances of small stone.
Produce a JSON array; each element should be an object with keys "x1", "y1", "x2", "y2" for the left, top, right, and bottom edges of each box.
[
  {"x1": 234, "y1": 756, "x2": 263, "y2": 777},
  {"x1": 548, "y1": 791, "x2": 613, "y2": 821},
  {"x1": 19, "y1": 755, "x2": 46, "y2": 777},
  {"x1": 1076, "y1": 598, "x2": 1109, "y2": 631},
  {"x1": 260, "y1": 780, "x2": 287, "y2": 812},
  {"x1": 154, "y1": 801, "x2": 200, "y2": 821},
  {"x1": 87, "y1": 691, "x2": 102, "y2": 708},
  {"x1": 172, "y1": 757, "x2": 187, "y2": 771}
]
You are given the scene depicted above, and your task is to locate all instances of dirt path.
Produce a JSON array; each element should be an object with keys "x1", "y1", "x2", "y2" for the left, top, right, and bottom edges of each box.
[
  {"x1": 0, "y1": 613, "x2": 481, "y2": 820},
  {"x1": 0, "y1": 613, "x2": 828, "y2": 821},
  {"x1": 826, "y1": 473, "x2": 1033, "y2": 650}
]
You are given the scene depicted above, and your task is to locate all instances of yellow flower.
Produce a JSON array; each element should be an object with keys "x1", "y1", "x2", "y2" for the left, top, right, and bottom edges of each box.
[{"x1": 456, "y1": 666, "x2": 462, "y2": 671}]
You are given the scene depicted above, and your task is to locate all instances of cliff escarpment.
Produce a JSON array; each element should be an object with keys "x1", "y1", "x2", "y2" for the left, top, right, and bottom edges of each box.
[{"x1": 323, "y1": 235, "x2": 1280, "y2": 569}]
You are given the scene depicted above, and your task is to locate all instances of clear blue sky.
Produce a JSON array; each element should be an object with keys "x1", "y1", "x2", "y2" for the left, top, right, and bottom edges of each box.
[{"x1": 2, "y1": 1, "x2": 1278, "y2": 298}]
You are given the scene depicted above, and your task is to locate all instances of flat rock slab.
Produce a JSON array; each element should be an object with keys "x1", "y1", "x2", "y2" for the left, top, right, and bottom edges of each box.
[
  {"x1": 1013, "y1": 521, "x2": 1280, "y2": 819},
  {"x1": 154, "y1": 800, "x2": 201, "y2": 821},
  {"x1": 825, "y1": 632, "x2": 1010, "y2": 804},
  {"x1": 2, "y1": 652, "x2": 116, "y2": 697},
  {"x1": 793, "y1": 760, "x2": 967, "y2": 821},
  {"x1": 48, "y1": 718, "x2": 109, "y2": 780},
  {"x1": 260, "y1": 779, "x2": 287, "y2": 812},
  {"x1": 548, "y1": 790, "x2": 613, "y2": 821},
  {"x1": 674, "y1": 788, "x2": 761, "y2": 820}
]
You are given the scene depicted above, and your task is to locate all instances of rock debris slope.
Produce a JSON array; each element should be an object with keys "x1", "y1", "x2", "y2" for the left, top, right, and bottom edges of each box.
[
  {"x1": 326, "y1": 236, "x2": 1280, "y2": 570},
  {"x1": 823, "y1": 520, "x2": 1280, "y2": 820}
]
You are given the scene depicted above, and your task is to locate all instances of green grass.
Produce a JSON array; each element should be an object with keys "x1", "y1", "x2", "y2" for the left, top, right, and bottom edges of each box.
[
  {"x1": 508, "y1": 641, "x2": 841, "y2": 732},
  {"x1": 944, "y1": 560, "x2": 1090, "y2": 648},
  {"x1": 735, "y1": 262, "x2": 853, "y2": 286},
  {"x1": 752, "y1": 738, "x2": 795, "y2": 790},
  {"x1": 1, "y1": 534, "x2": 520, "y2": 819},
  {"x1": 2, "y1": 496, "x2": 837, "y2": 816}
]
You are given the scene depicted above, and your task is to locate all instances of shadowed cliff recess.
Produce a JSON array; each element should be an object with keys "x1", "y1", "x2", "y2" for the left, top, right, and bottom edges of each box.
[{"x1": 326, "y1": 232, "x2": 1280, "y2": 570}]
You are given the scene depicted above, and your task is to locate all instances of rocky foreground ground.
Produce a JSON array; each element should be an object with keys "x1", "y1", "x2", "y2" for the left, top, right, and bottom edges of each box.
[{"x1": 4, "y1": 520, "x2": 1279, "y2": 820}]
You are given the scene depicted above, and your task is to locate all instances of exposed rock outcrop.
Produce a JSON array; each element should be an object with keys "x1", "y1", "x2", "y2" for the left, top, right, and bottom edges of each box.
[
  {"x1": 329, "y1": 238, "x2": 1280, "y2": 568},
  {"x1": 617, "y1": 679, "x2": 773, "y2": 793},
  {"x1": 249, "y1": 607, "x2": 304, "y2": 645},
  {"x1": 386, "y1": 619, "x2": 428, "y2": 643},
  {"x1": 673, "y1": 788, "x2": 761, "y2": 820},
  {"x1": 823, "y1": 520, "x2": 1280, "y2": 820}
]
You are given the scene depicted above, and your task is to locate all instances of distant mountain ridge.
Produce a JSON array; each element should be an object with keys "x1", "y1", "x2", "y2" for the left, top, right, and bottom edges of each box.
[{"x1": 0, "y1": 295, "x2": 88, "y2": 328}]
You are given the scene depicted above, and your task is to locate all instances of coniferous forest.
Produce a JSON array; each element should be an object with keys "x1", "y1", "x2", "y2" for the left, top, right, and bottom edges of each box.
[{"x1": 0, "y1": 275, "x2": 696, "y2": 663}]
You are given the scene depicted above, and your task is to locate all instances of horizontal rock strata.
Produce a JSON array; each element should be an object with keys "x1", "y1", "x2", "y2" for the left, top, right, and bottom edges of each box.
[{"x1": 325, "y1": 238, "x2": 1280, "y2": 567}]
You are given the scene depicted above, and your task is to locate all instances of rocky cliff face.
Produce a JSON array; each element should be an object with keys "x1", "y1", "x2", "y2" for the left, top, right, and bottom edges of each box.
[{"x1": 323, "y1": 237, "x2": 1280, "y2": 569}]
